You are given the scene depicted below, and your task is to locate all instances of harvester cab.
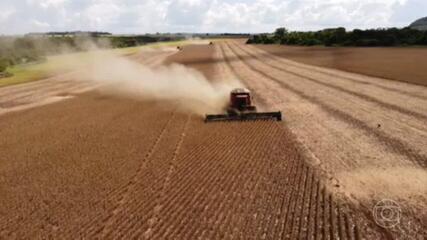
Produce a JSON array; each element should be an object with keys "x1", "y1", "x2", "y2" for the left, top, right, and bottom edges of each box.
[
  {"x1": 228, "y1": 88, "x2": 256, "y2": 114},
  {"x1": 205, "y1": 88, "x2": 282, "y2": 122}
]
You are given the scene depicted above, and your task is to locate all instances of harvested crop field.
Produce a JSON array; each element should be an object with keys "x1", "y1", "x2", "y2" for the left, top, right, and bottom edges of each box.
[
  {"x1": 254, "y1": 42, "x2": 427, "y2": 86},
  {"x1": 0, "y1": 41, "x2": 426, "y2": 239}
]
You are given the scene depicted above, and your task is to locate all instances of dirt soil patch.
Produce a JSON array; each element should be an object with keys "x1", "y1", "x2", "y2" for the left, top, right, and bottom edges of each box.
[{"x1": 254, "y1": 43, "x2": 427, "y2": 86}]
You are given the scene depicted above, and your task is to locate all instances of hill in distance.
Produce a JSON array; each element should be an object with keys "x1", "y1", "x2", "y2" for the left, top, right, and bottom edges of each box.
[{"x1": 409, "y1": 16, "x2": 427, "y2": 31}]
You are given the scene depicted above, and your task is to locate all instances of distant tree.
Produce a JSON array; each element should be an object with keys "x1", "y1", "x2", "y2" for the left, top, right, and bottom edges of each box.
[
  {"x1": 0, "y1": 59, "x2": 8, "y2": 72},
  {"x1": 274, "y1": 28, "x2": 288, "y2": 41},
  {"x1": 260, "y1": 34, "x2": 275, "y2": 44},
  {"x1": 248, "y1": 26, "x2": 427, "y2": 47},
  {"x1": 423, "y1": 31, "x2": 427, "y2": 44}
]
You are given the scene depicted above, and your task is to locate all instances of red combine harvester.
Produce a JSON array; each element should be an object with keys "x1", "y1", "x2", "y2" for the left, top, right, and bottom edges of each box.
[{"x1": 205, "y1": 88, "x2": 282, "y2": 122}]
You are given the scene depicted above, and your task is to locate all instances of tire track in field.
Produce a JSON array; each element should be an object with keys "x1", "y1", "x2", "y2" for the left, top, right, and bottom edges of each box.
[
  {"x1": 149, "y1": 121, "x2": 270, "y2": 239},
  {"x1": 248, "y1": 44, "x2": 427, "y2": 102},
  {"x1": 233, "y1": 42, "x2": 427, "y2": 122},
  {"x1": 108, "y1": 116, "x2": 226, "y2": 239},
  {"x1": 54, "y1": 52, "x2": 182, "y2": 238},
  {"x1": 95, "y1": 110, "x2": 177, "y2": 238},
  {"x1": 90, "y1": 119, "x2": 225, "y2": 238},
  {"x1": 109, "y1": 116, "x2": 188, "y2": 239},
  {"x1": 78, "y1": 112, "x2": 178, "y2": 237},
  {"x1": 151, "y1": 121, "x2": 263, "y2": 239},
  {"x1": 223, "y1": 42, "x2": 427, "y2": 168},
  {"x1": 101, "y1": 114, "x2": 191, "y2": 239},
  {"x1": 153, "y1": 119, "x2": 364, "y2": 239},
  {"x1": 143, "y1": 114, "x2": 191, "y2": 238}
]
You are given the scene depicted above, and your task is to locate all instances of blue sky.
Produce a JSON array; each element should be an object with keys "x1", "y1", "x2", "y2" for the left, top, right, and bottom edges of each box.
[{"x1": 0, "y1": 0, "x2": 425, "y2": 35}]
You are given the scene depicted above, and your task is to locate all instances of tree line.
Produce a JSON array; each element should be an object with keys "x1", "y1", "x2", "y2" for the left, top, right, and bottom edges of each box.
[
  {"x1": 247, "y1": 27, "x2": 427, "y2": 46},
  {"x1": 26, "y1": 31, "x2": 112, "y2": 37}
]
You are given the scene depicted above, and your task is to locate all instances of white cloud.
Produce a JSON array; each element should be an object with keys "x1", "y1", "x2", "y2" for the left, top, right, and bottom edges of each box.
[
  {"x1": 202, "y1": 1, "x2": 285, "y2": 32},
  {"x1": 0, "y1": 0, "x2": 423, "y2": 34},
  {"x1": 31, "y1": 19, "x2": 51, "y2": 28},
  {"x1": 167, "y1": 0, "x2": 211, "y2": 30},
  {"x1": 26, "y1": 0, "x2": 69, "y2": 9},
  {"x1": 391, "y1": 0, "x2": 427, "y2": 26},
  {"x1": 0, "y1": 6, "x2": 16, "y2": 23},
  {"x1": 81, "y1": 2, "x2": 123, "y2": 29},
  {"x1": 40, "y1": 0, "x2": 69, "y2": 8}
]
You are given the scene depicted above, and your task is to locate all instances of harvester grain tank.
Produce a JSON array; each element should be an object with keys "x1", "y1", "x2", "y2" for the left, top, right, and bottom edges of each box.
[{"x1": 205, "y1": 88, "x2": 282, "y2": 122}]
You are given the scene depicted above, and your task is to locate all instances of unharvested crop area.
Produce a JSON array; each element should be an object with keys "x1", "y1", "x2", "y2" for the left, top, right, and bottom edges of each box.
[{"x1": 0, "y1": 41, "x2": 426, "y2": 239}]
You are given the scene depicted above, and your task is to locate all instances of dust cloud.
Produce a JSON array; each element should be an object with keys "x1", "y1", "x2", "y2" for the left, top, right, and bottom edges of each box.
[
  {"x1": 78, "y1": 49, "x2": 240, "y2": 115},
  {"x1": 183, "y1": 37, "x2": 211, "y2": 45}
]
